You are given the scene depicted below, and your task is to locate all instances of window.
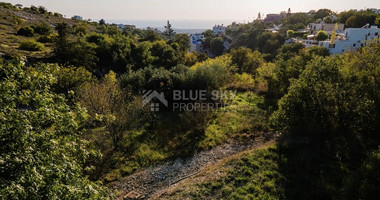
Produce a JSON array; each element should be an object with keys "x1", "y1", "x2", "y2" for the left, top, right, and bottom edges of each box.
[
  {"x1": 353, "y1": 43, "x2": 356, "y2": 47},
  {"x1": 375, "y1": 32, "x2": 379, "y2": 36}
]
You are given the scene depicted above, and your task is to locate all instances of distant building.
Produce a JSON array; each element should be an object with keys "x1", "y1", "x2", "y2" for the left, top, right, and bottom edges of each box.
[
  {"x1": 264, "y1": 14, "x2": 281, "y2": 23},
  {"x1": 190, "y1": 33, "x2": 205, "y2": 52},
  {"x1": 213, "y1": 25, "x2": 226, "y2": 35},
  {"x1": 320, "y1": 25, "x2": 380, "y2": 54},
  {"x1": 266, "y1": 25, "x2": 282, "y2": 33},
  {"x1": 72, "y1": 15, "x2": 83, "y2": 20},
  {"x1": 369, "y1": 8, "x2": 380, "y2": 14},
  {"x1": 117, "y1": 24, "x2": 136, "y2": 29},
  {"x1": 308, "y1": 23, "x2": 345, "y2": 35}
]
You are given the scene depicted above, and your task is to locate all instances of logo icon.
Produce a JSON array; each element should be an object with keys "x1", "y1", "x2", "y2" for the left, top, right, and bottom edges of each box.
[{"x1": 142, "y1": 90, "x2": 168, "y2": 112}]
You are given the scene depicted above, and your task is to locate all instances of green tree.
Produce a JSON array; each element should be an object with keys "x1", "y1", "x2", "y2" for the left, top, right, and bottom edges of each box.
[
  {"x1": 230, "y1": 47, "x2": 264, "y2": 74},
  {"x1": 150, "y1": 40, "x2": 181, "y2": 69},
  {"x1": 163, "y1": 20, "x2": 175, "y2": 40},
  {"x1": 74, "y1": 24, "x2": 89, "y2": 37},
  {"x1": 316, "y1": 30, "x2": 328, "y2": 41},
  {"x1": 141, "y1": 30, "x2": 161, "y2": 42},
  {"x1": 55, "y1": 22, "x2": 70, "y2": 38},
  {"x1": 257, "y1": 32, "x2": 284, "y2": 60},
  {"x1": 33, "y1": 22, "x2": 52, "y2": 35},
  {"x1": 376, "y1": 16, "x2": 380, "y2": 27},
  {"x1": 174, "y1": 34, "x2": 191, "y2": 53},
  {"x1": 0, "y1": 61, "x2": 109, "y2": 199},
  {"x1": 286, "y1": 30, "x2": 295, "y2": 38},
  {"x1": 305, "y1": 46, "x2": 330, "y2": 57},
  {"x1": 276, "y1": 43, "x2": 305, "y2": 60},
  {"x1": 330, "y1": 23, "x2": 338, "y2": 44},
  {"x1": 271, "y1": 44, "x2": 380, "y2": 198},
  {"x1": 345, "y1": 11, "x2": 377, "y2": 28},
  {"x1": 323, "y1": 15, "x2": 334, "y2": 23},
  {"x1": 99, "y1": 19, "x2": 106, "y2": 25},
  {"x1": 314, "y1": 9, "x2": 332, "y2": 20},
  {"x1": 210, "y1": 37, "x2": 225, "y2": 57}
]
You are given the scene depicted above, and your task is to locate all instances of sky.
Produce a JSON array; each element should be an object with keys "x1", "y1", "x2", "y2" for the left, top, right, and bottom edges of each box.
[{"x1": 3, "y1": 0, "x2": 380, "y2": 28}]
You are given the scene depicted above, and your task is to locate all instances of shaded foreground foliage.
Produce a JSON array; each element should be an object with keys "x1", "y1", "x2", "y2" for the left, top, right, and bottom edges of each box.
[
  {"x1": 0, "y1": 61, "x2": 110, "y2": 199},
  {"x1": 271, "y1": 42, "x2": 380, "y2": 199}
]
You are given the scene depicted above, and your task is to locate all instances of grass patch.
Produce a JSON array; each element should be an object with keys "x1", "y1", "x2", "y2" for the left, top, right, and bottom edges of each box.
[
  {"x1": 198, "y1": 92, "x2": 268, "y2": 150},
  {"x1": 164, "y1": 145, "x2": 285, "y2": 200},
  {"x1": 197, "y1": 146, "x2": 284, "y2": 199}
]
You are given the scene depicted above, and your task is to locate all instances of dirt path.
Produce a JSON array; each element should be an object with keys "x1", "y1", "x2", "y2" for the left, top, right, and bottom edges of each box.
[{"x1": 110, "y1": 135, "x2": 276, "y2": 199}]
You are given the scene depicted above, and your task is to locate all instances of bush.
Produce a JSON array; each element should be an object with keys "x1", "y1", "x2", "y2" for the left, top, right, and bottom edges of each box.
[
  {"x1": 33, "y1": 22, "x2": 52, "y2": 35},
  {"x1": 37, "y1": 35, "x2": 54, "y2": 43},
  {"x1": 52, "y1": 66, "x2": 92, "y2": 94},
  {"x1": 316, "y1": 30, "x2": 328, "y2": 41},
  {"x1": 19, "y1": 40, "x2": 45, "y2": 51},
  {"x1": 286, "y1": 30, "x2": 295, "y2": 38},
  {"x1": 230, "y1": 47, "x2": 264, "y2": 75},
  {"x1": 16, "y1": 26, "x2": 34, "y2": 37},
  {"x1": 189, "y1": 55, "x2": 232, "y2": 90},
  {"x1": 227, "y1": 73, "x2": 255, "y2": 91}
]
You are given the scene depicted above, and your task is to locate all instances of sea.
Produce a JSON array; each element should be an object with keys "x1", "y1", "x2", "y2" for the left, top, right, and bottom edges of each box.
[{"x1": 103, "y1": 19, "x2": 245, "y2": 34}]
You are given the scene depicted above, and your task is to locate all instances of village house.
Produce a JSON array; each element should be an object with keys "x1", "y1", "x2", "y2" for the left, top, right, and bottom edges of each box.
[
  {"x1": 117, "y1": 24, "x2": 136, "y2": 29},
  {"x1": 308, "y1": 22, "x2": 345, "y2": 35},
  {"x1": 264, "y1": 14, "x2": 281, "y2": 23},
  {"x1": 213, "y1": 25, "x2": 226, "y2": 35},
  {"x1": 72, "y1": 15, "x2": 83, "y2": 20},
  {"x1": 320, "y1": 25, "x2": 380, "y2": 54},
  {"x1": 189, "y1": 33, "x2": 205, "y2": 52}
]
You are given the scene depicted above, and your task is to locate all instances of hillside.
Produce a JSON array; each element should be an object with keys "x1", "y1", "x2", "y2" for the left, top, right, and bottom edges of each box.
[
  {"x1": 0, "y1": 4, "x2": 92, "y2": 59},
  {"x1": 1, "y1": 2, "x2": 380, "y2": 200}
]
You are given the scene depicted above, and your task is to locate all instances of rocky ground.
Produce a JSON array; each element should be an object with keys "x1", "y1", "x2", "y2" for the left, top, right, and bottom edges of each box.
[{"x1": 110, "y1": 134, "x2": 277, "y2": 199}]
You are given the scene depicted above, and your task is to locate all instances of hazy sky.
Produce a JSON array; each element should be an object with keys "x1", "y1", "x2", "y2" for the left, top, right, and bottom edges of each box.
[{"x1": 3, "y1": 0, "x2": 380, "y2": 28}]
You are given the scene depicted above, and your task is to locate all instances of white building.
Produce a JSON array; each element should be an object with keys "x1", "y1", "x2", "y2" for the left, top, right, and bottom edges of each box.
[
  {"x1": 369, "y1": 8, "x2": 380, "y2": 14},
  {"x1": 308, "y1": 23, "x2": 344, "y2": 35},
  {"x1": 213, "y1": 25, "x2": 226, "y2": 35},
  {"x1": 190, "y1": 34, "x2": 205, "y2": 52},
  {"x1": 320, "y1": 25, "x2": 380, "y2": 54}
]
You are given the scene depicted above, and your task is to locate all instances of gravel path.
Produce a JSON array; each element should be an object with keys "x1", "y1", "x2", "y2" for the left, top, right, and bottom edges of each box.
[{"x1": 110, "y1": 135, "x2": 275, "y2": 199}]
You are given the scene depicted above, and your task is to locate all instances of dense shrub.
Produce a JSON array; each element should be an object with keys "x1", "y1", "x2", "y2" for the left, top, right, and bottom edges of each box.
[
  {"x1": 52, "y1": 66, "x2": 93, "y2": 94},
  {"x1": 37, "y1": 34, "x2": 54, "y2": 43},
  {"x1": 33, "y1": 22, "x2": 52, "y2": 35},
  {"x1": 230, "y1": 47, "x2": 264, "y2": 75},
  {"x1": 16, "y1": 26, "x2": 34, "y2": 37},
  {"x1": 19, "y1": 40, "x2": 45, "y2": 51},
  {"x1": 316, "y1": 30, "x2": 328, "y2": 41}
]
